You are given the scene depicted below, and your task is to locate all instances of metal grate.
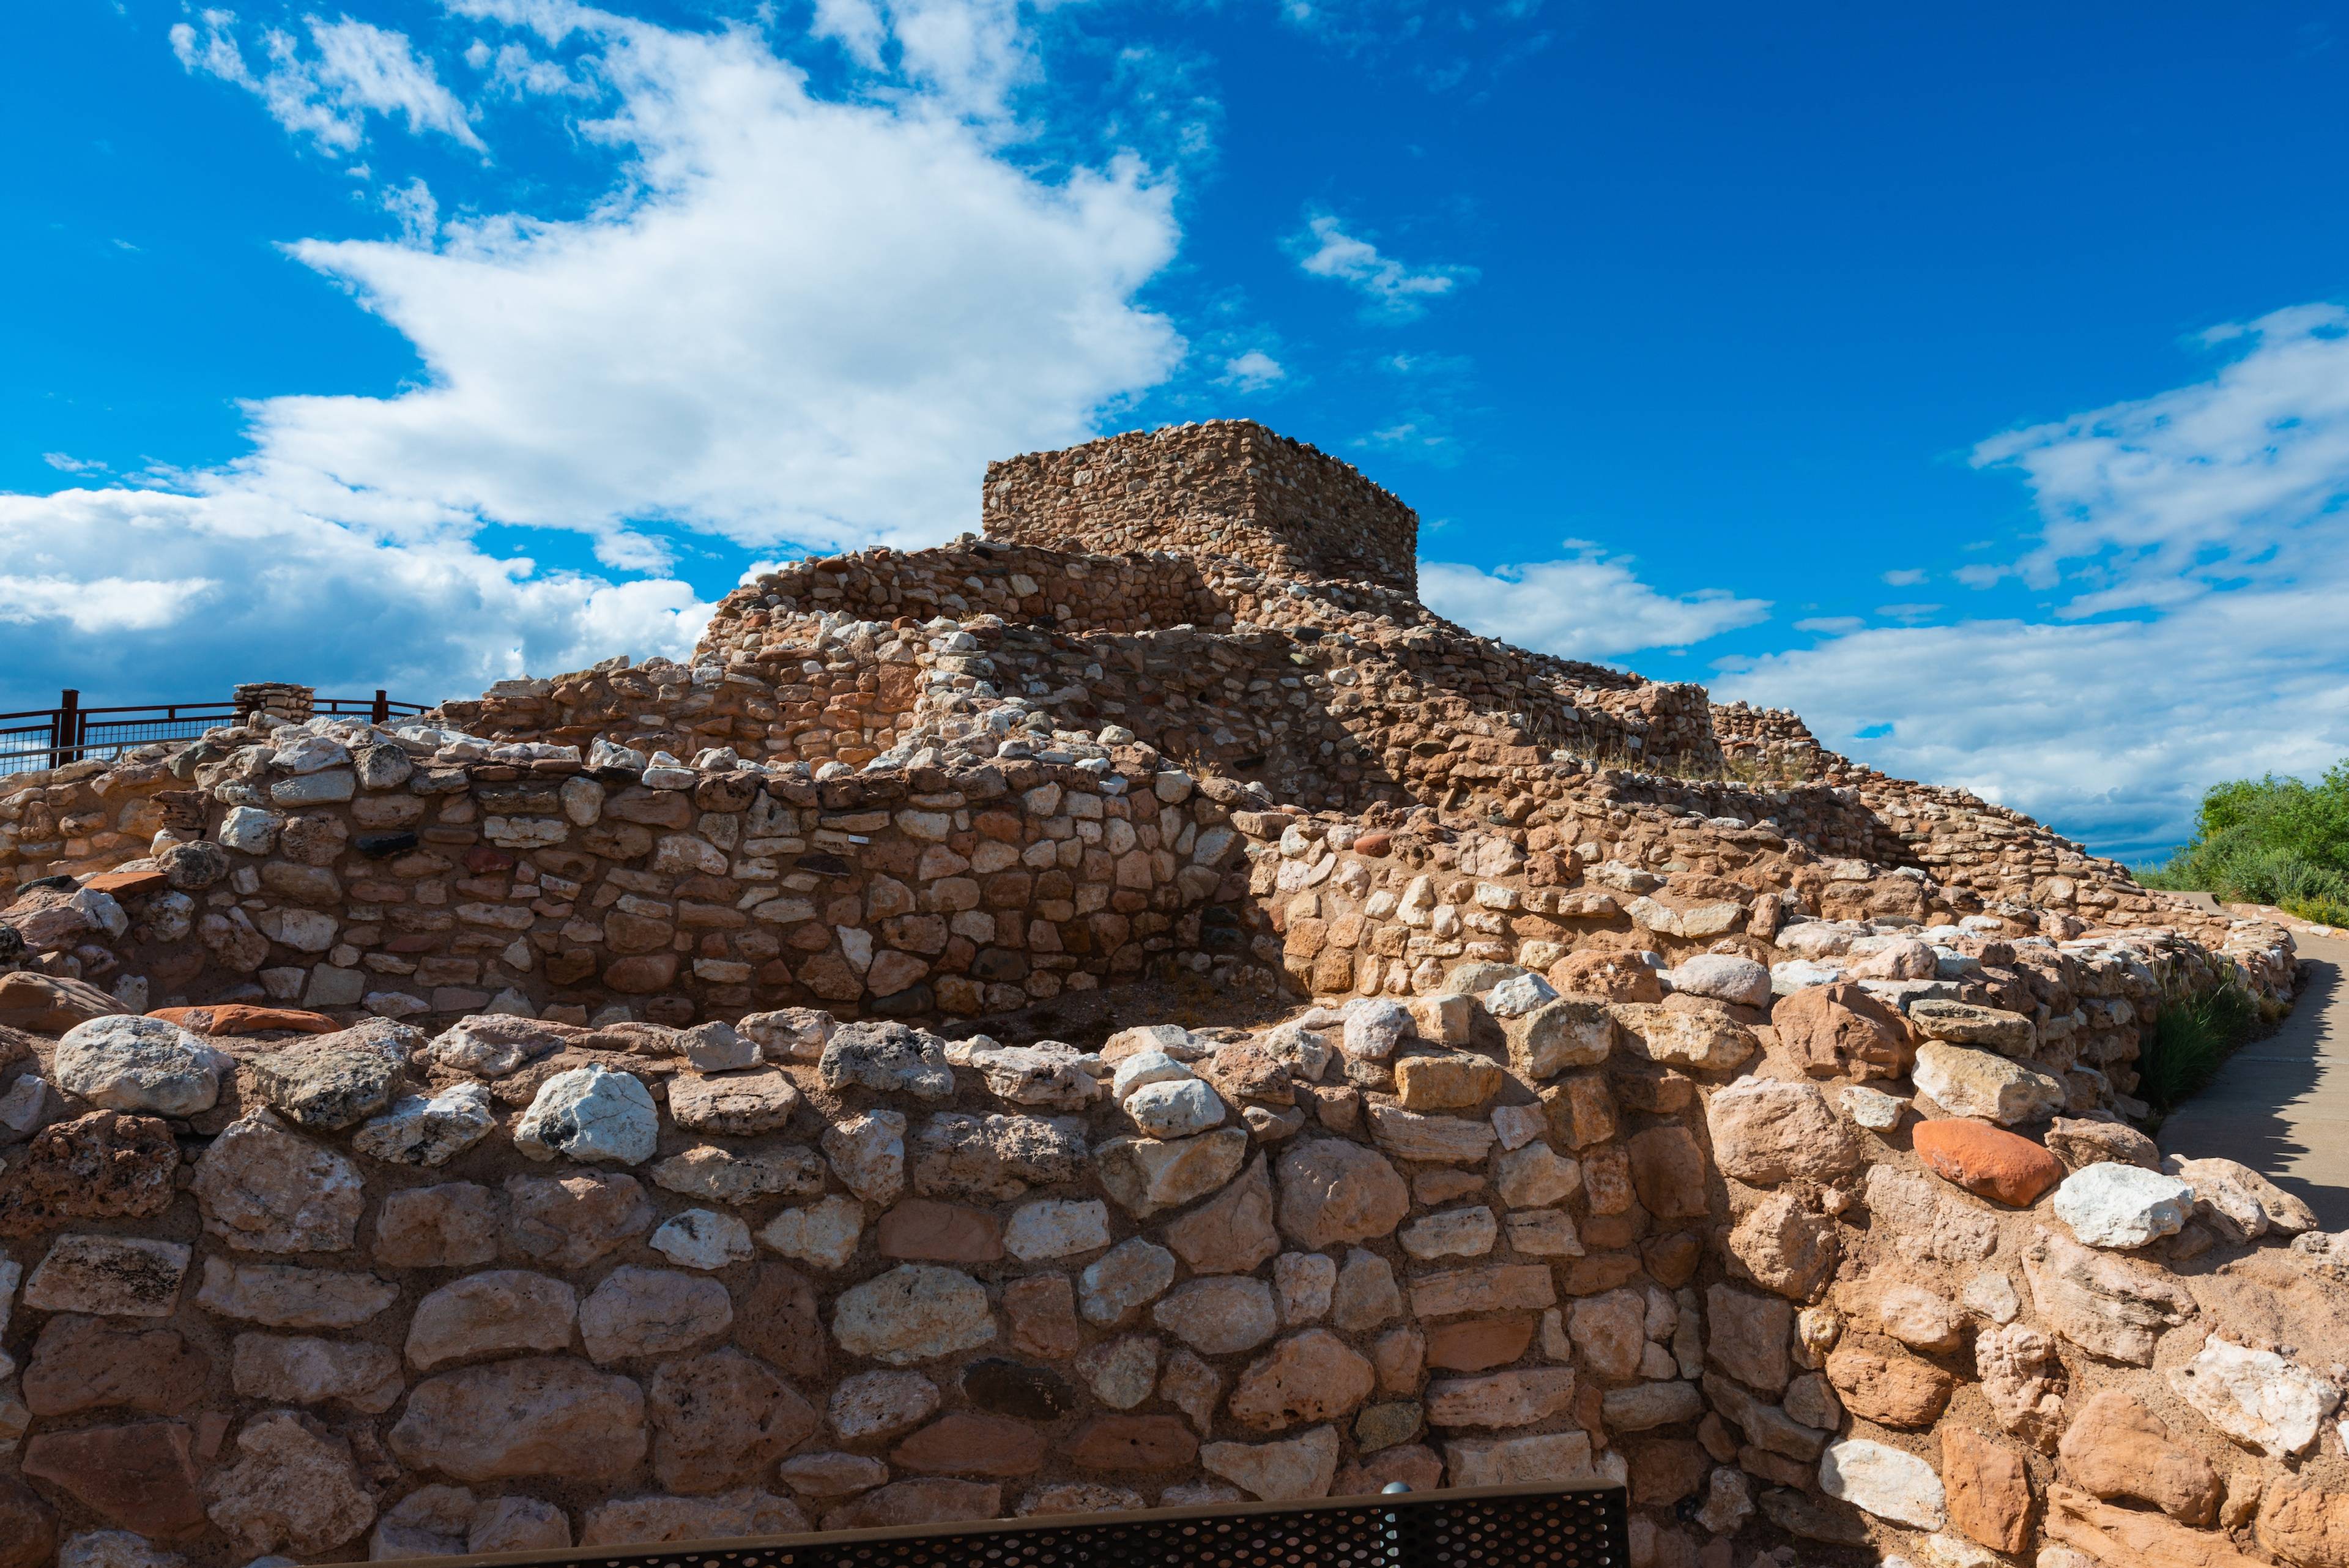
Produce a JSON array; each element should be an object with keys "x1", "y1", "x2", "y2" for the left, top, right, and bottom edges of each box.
[{"x1": 384, "y1": 1484, "x2": 1627, "y2": 1568}]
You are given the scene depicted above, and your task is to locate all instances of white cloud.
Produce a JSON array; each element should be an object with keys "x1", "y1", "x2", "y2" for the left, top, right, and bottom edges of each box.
[
  {"x1": 1725, "y1": 305, "x2": 2349, "y2": 858},
  {"x1": 172, "y1": 11, "x2": 486, "y2": 156},
  {"x1": 1974, "y1": 302, "x2": 2349, "y2": 608},
  {"x1": 1290, "y1": 212, "x2": 1474, "y2": 319},
  {"x1": 40, "y1": 453, "x2": 103, "y2": 474},
  {"x1": 1880, "y1": 567, "x2": 1926, "y2": 587},
  {"x1": 7, "y1": 0, "x2": 1187, "y2": 711},
  {"x1": 1420, "y1": 547, "x2": 1771, "y2": 662},
  {"x1": 1220, "y1": 349, "x2": 1285, "y2": 390}
]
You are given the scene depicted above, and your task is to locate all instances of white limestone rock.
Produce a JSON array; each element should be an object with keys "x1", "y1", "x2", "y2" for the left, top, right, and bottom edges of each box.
[
  {"x1": 2169, "y1": 1336, "x2": 2342, "y2": 1457},
  {"x1": 2052, "y1": 1163, "x2": 2195, "y2": 1249},
  {"x1": 1819, "y1": 1437, "x2": 1945, "y2": 1530},
  {"x1": 351, "y1": 1082, "x2": 497, "y2": 1167},
  {"x1": 514, "y1": 1065, "x2": 658, "y2": 1166},
  {"x1": 53, "y1": 1015, "x2": 229, "y2": 1117},
  {"x1": 650, "y1": 1208, "x2": 755, "y2": 1271}
]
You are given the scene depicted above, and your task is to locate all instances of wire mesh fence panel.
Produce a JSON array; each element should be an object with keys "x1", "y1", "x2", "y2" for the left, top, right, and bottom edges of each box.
[{"x1": 377, "y1": 1485, "x2": 1627, "y2": 1568}]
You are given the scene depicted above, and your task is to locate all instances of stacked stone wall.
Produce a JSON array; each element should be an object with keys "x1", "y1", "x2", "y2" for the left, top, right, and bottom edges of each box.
[{"x1": 984, "y1": 422, "x2": 1420, "y2": 596}]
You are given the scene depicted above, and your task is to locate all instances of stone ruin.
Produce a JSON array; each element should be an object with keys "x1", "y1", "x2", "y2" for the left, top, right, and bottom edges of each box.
[{"x1": 0, "y1": 418, "x2": 2340, "y2": 1568}]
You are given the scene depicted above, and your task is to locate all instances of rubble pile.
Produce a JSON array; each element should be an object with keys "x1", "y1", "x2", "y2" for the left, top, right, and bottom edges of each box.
[{"x1": 0, "y1": 421, "x2": 2333, "y2": 1568}]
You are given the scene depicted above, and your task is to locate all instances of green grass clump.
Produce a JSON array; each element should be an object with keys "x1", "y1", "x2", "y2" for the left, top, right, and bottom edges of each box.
[{"x1": 2138, "y1": 975, "x2": 2262, "y2": 1114}]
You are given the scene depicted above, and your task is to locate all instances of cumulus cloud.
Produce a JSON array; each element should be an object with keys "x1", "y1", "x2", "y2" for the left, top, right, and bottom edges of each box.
[
  {"x1": 1725, "y1": 306, "x2": 2349, "y2": 858},
  {"x1": 7, "y1": 0, "x2": 1187, "y2": 710},
  {"x1": 1420, "y1": 546, "x2": 1771, "y2": 663},
  {"x1": 1290, "y1": 212, "x2": 1474, "y2": 319},
  {"x1": 1220, "y1": 349, "x2": 1285, "y2": 390},
  {"x1": 171, "y1": 10, "x2": 486, "y2": 155}
]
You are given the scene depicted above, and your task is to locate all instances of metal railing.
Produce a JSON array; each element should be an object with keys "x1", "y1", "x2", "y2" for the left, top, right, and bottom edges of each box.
[
  {"x1": 371, "y1": 1482, "x2": 1628, "y2": 1568},
  {"x1": 0, "y1": 688, "x2": 434, "y2": 778}
]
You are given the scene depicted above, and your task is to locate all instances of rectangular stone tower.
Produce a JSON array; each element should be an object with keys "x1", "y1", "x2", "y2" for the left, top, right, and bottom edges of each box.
[{"x1": 982, "y1": 420, "x2": 1419, "y2": 596}]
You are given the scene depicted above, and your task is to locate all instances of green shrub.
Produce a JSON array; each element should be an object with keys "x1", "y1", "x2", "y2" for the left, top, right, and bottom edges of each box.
[
  {"x1": 2137, "y1": 759, "x2": 2349, "y2": 907},
  {"x1": 2138, "y1": 975, "x2": 2260, "y2": 1113}
]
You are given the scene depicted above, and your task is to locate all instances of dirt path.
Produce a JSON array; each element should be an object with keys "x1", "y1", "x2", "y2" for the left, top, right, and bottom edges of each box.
[{"x1": 2159, "y1": 928, "x2": 2349, "y2": 1230}]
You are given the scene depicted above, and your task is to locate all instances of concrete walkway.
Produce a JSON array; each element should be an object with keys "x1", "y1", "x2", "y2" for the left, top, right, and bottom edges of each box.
[{"x1": 2161, "y1": 929, "x2": 2349, "y2": 1231}]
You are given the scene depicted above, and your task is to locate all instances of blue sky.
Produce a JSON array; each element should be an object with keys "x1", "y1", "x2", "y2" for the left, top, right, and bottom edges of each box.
[{"x1": 5, "y1": 0, "x2": 2348, "y2": 861}]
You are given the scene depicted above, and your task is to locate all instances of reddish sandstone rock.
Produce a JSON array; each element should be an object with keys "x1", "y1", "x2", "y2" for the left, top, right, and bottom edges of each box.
[
  {"x1": 737, "y1": 1262, "x2": 829, "y2": 1383},
  {"x1": 0, "y1": 1479, "x2": 56, "y2": 1568},
  {"x1": 22, "y1": 1419, "x2": 207, "y2": 1537},
  {"x1": 2257, "y1": 1475, "x2": 2349, "y2": 1568},
  {"x1": 1771, "y1": 983, "x2": 1910, "y2": 1078},
  {"x1": 876, "y1": 1198, "x2": 1006, "y2": 1263},
  {"x1": 1165, "y1": 1156, "x2": 1281, "y2": 1274},
  {"x1": 1548, "y1": 949, "x2": 1662, "y2": 1003},
  {"x1": 1063, "y1": 1414, "x2": 1201, "y2": 1471},
  {"x1": 1333, "y1": 1444, "x2": 1445, "y2": 1497},
  {"x1": 649, "y1": 1348, "x2": 821, "y2": 1493},
  {"x1": 0, "y1": 1110, "x2": 178, "y2": 1236},
  {"x1": 150, "y1": 1003, "x2": 338, "y2": 1036},
  {"x1": 1005, "y1": 1274, "x2": 1085, "y2": 1359},
  {"x1": 1942, "y1": 1425, "x2": 2032, "y2": 1552},
  {"x1": 2058, "y1": 1389, "x2": 2221, "y2": 1525},
  {"x1": 1627, "y1": 1125, "x2": 1709, "y2": 1219},
  {"x1": 23, "y1": 1315, "x2": 210, "y2": 1417},
  {"x1": 1226, "y1": 1330, "x2": 1377, "y2": 1432},
  {"x1": 823, "y1": 1479, "x2": 1001, "y2": 1529},
  {"x1": 892, "y1": 1411, "x2": 1047, "y2": 1477},
  {"x1": 1824, "y1": 1343, "x2": 1954, "y2": 1429},
  {"x1": 1275, "y1": 1139, "x2": 1409, "y2": 1249},
  {"x1": 1425, "y1": 1314, "x2": 1537, "y2": 1372},
  {"x1": 1913, "y1": 1119, "x2": 2064, "y2": 1206}
]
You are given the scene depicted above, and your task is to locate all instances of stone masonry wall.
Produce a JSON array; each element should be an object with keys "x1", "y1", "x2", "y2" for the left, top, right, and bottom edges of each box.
[{"x1": 984, "y1": 423, "x2": 1421, "y2": 597}]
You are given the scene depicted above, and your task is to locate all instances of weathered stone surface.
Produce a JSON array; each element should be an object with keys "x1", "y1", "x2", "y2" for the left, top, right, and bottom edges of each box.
[
  {"x1": 0, "y1": 1111, "x2": 177, "y2": 1235},
  {"x1": 1153, "y1": 1276, "x2": 1280, "y2": 1356},
  {"x1": 21, "y1": 1420, "x2": 206, "y2": 1537},
  {"x1": 2058, "y1": 1389, "x2": 2220, "y2": 1523},
  {"x1": 196, "y1": 1258, "x2": 396, "y2": 1328},
  {"x1": 1401, "y1": 1205, "x2": 1497, "y2": 1260},
  {"x1": 1165, "y1": 1156, "x2": 1281, "y2": 1273},
  {"x1": 1425, "y1": 1367, "x2": 1577, "y2": 1429},
  {"x1": 1409, "y1": 1263, "x2": 1555, "y2": 1320},
  {"x1": 892, "y1": 1412, "x2": 1047, "y2": 1477},
  {"x1": 1392, "y1": 1051, "x2": 1507, "y2": 1111},
  {"x1": 506, "y1": 1172, "x2": 654, "y2": 1268},
  {"x1": 779, "y1": 1451, "x2": 889, "y2": 1498},
  {"x1": 363, "y1": 1183, "x2": 496, "y2": 1270},
  {"x1": 651, "y1": 1143, "x2": 825, "y2": 1206},
  {"x1": 1095, "y1": 1126, "x2": 1248, "y2": 1217},
  {"x1": 24, "y1": 1315, "x2": 209, "y2": 1416},
  {"x1": 1614, "y1": 1005, "x2": 1757, "y2": 1071},
  {"x1": 352, "y1": 1083, "x2": 496, "y2": 1166},
  {"x1": 581, "y1": 1266, "x2": 734, "y2": 1363},
  {"x1": 2169, "y1": 1335, "x2": 2342, "y2": 1458},
  {"x1": 1824, "y1": 1343, "x2": 1955, "y2": 1429},
  {"x1": 1079, "y1": 1334, "x2": 1159, "y2": 1409},
  {"x1": 1005, "y1": 1197, "x2": 1112, "y2": 1261},
  {"x1": 1705, "y1": 1284, "x2": 1791, "y2": 1394},
  {"x1": 1200, "y1": 1425, "x2": 1341, "y2": 1501},
  {"x1": 820, "y1": 1022, "x2": 956, "y2": 1099},
  {"x1": 1909, "y1": 998, "x2": 2036, "y2": 1055},
  {"x1": 54, "y1": 1016, "x2": 228, "y2": 1117},
  {"x1": 407, "y1": 1271, "x2": 579, "y2": 1370},
  {"x1": 24, "y1": 1233, "x2": 190, "y2": 1317},
  {"x1": 915, "y1": 1112, "x2": 1089, "y2": 1200},
  {"x1": 1078, "y1": 1236, "x2": 1176, "y2": 1326},
  {"x1": 1445, "y1": 1432, "x2": 1624, "y2": 1488},
  {"x1": 245, "y1": 1027, "x2": 412, "y2": 1130},
  {"x1": 1817, "y1": 1436, "x2": 1945, "y2": 1530},
  {"x1": 1017, "y1": 1482, "x2": 1148, "y2": 1517},
  {"x1": 649, "y1": 1348, "x2": 820, "y2": 1493},
  {"x1": 0, "y1": 971, "x2": 122, "y2": 1033},
  {"x1": 1863, "y1": 1164, "x2": 2000, "y2": 1263},
  {"x1": 579, "y1": 1490, "x2": 808, "y2": 1545},
  {"x1": 388, "y1": 1357, "x2": 648, "y2": 1481},
  {"x1": 834, "y1": 1265, "x2": 996, "y2": 1365},
  {"x1": 2022, "y1": 1228, "x2": 2194, "y2": 1364},
  {"x1": 1705, "y1": 1077, "x2": 1858, "y2": 1184},
  {"x1": 1493, "y1": 1140, "x2": 1581, "y2": 1207},
  {"x1": 1227, "y1": 1330, "x2": 1376, "y2": 1432},
  {"x1": 202, "y1": 1409, "x2": 377, "y2": 1554},
  {"x1": 1425, "y1": 1314, "x2": 1536, "y2": 1372},
  {"x1": 821, "y1": 1479, "x2": 999, "y2": 1530},
  {"x1": 653, "y1": 1207, "x2": 757, "y2": 1269},
  {"x1": 1505, "y1": 997, "x2": 1614, "y2": 1077},
  {"x1": 1126, "y1": 1076, "x2": 1225, "y2": 1137},
  {"x1": 965, "y1": 1358, "x2": 1078, "y2": 1421},
  {"x1": 1772, "y1": 983, "x2": 1910, "y2": 1078},
  {"x1": 1670, "y1": 953, "x2": 1770, "y2": 1007},
  {"x1": 1064, "y1": 1412, "x2": 1202, "y2": 1471},
  {"x1": 1912, "y1": 1118, "x2": 2064, "y2": 1206},
  {"x1": 1275, "y1": 1137, "x2": 1409, "y2": 1247},
  {"x1": 1331, "y1": 1247, "x2": 1402, "y2": 1331},
  {"x1": 228, "y1": 1332, "x2": 403, "y2": 1412},
  {"x1": 829, "y1": 1370, "x2": 941, "y2": 1443},
  {"x1": 1939, "y1": 1426, "x2": 2030, "y2": 1553},
  {"x1": 515, "y1": 1065, "x2": 659, "y2": 1165},
  {"x1": 0, "y1": 1479, "x2": 53, "y2": 1568},
  {"x1": 1627, "y1": 1124, "x2": 1710, "y2": 1219},
  {"x1": 2045, "y1": 1116, "x2": 2162, "y2": 1172},
  {"x1": 1725, "y1": 1189, "x2": 1839, "y2": 1301},
  {"x1": 2165, "y1": 1153, "x2": 2320, "y2": 1238},
  {"x1": 668, "y1": 1067, "x2": 804, "y2": 1136},
  {"x1": 2051, "y1": 1161, "x2": 2195, "y2": 1253},
  {"x1": 1913, "y1": 1042, "x2": 2065, "y2": 1125},
  {"x1": 1974, "y1": 1323, "x2": 2066, "y2": 1451},
  {"x1": 2256, "y1": 1475, "x2": 2349, "y2": 1568},
  {"x1": 1365, "y1": 1102, "x2": 1495, "y2": 1164},
  {"x1": 2047, "y1": 1484, "x2": 2267, "y2": 1568},
  {"x1": 1568, "y1": 1288, "x2": 1647, "y2": 1379},
  {"x1": 191, "y1": 1111, "x2": 364, "y2": 1253},
  {"x1": 823, "y1": 1109, "x2": 907, "y2": 1205},
  {"x1": 759, "y1": 1194, "x2": 866, "y2": 1270}
]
